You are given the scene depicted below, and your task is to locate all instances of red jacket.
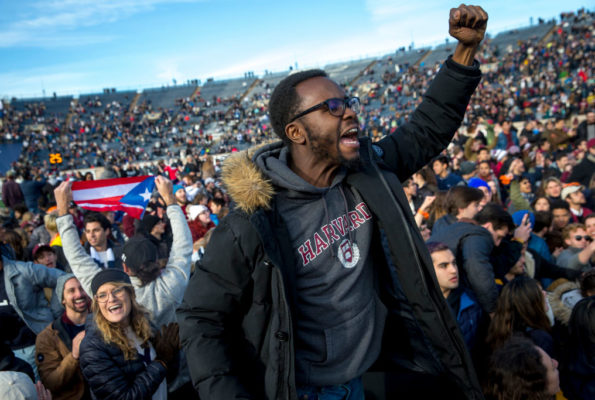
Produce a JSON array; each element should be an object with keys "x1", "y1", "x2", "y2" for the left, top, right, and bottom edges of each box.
[{"x1": 188, "y1": 219, "x2": 215, "y2": 242}]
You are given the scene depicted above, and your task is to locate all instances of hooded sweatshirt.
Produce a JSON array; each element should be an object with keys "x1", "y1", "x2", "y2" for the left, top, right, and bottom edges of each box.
[{"x1": 254, "y1": 143, "x2": 386, "y2": 387}]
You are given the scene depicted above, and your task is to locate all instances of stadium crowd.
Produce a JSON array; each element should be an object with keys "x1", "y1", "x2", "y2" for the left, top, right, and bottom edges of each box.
[{"x1": 0, "y1": 6, "x2": 593, "y2": 400}]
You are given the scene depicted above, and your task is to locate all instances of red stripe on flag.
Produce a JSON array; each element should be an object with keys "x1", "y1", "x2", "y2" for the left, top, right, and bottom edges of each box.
[
  {"x1": 76, "y1": 196, "x2": 124, "y2": 205},
  {"x1": 70, "y1": 176, "x2": 154, "y2": 220},
  {"x1": 71, "y1": 176, "x2": 149, "y2": 190}
]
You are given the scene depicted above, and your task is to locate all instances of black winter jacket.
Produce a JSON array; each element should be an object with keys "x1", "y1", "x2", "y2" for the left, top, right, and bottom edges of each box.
[
  {"x1": 429, "y1": 218, "x2": 499, "y2": 313},
  {"x1": 79, "y1": 322, "x2": 167, "y2": 400},
  {"x1": 177, "y1": 57, "x2": 484, "y2": 400}
]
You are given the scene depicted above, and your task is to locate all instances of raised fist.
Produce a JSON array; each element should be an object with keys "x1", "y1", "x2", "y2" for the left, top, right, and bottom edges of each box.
[{"x1": 449, "y1": 4, "x2": 488, "y2": 46}]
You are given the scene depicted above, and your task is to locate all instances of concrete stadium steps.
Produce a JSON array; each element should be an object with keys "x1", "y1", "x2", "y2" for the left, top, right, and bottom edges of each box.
[
  {"x1": 490, "y1": 22, "x2": 557, "y2": 52},
  {"x1": 10, "y1": 95, "x2": 73, "y2": 117},
  {"x1": 419, "y1": 43, "x2": 457, "y2": 69},
  {"x1": 324, "y1": 57, "x2": 378, "y2": 86},
  {"x1": 198, "y1": 77, "x2": 256, "y2": 102},
  {"x1": 246, "y1": 72, "x2": 289, "y2": 100},
  {"x1": 138, "y1": 85, "x2": 197, "y2": 110},
  {"x1": 79, "y1": 90, "x2": 137, "y2": 111}
]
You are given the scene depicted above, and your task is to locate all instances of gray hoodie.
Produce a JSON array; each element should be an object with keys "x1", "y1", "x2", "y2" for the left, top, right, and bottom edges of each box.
[{"x1": 254, "y1": 143, "x2": 386, "y2": 387}]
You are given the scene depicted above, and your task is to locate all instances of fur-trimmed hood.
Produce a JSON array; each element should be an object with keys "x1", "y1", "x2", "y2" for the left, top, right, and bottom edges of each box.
[
  {"x1": 221, "y1": 143, "x2": 276, "y2": 214},
  {"x1": 548, "y1": 280, "x2": 580, "y2": 325},
  {"x1": 221, "y1": 140, "x2": 346, "y2": 214}
]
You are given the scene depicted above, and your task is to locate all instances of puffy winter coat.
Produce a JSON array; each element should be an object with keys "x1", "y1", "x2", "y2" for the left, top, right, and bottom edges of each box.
[{"x1": 79, "y1": 322, "x2": 167, "y2": 400}]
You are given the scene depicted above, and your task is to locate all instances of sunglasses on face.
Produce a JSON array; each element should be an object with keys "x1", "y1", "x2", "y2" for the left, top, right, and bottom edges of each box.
[
  {"x1": 574, "y1": 235, "x2": 592, "y2": 242},
  {"x1": 289, "y1": 97, "x2": 361, "y2": 123},
  {"x1": 95, "y1": 286, "x2": 126, "y2": 303}
]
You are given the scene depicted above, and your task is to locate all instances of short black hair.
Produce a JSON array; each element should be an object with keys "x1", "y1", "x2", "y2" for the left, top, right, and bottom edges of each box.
[
  {"x1": 268, "y1": 69, "x2": 328, "y2": 144},
  {"x1": 426, "y1": 241, "x2": 450, "y2": 255},
  {"x1": 474, "y1": 203, "x2": 515, "y2": 231},
  {"x1": 550, "y1": 199, "x2": 570, "y2": 212},
  {"x1": 533, "y1": 211, "x2": 552, "y2": 233},
  {"x1": 434, "y1": 155, "x2": 450, "y2": 167},
  {"x1": 209, "y1": 197, "x2": 225, "y2": 207},
  {"x1": 83, "y1": 212, "x2": 111, "y2": 231}
]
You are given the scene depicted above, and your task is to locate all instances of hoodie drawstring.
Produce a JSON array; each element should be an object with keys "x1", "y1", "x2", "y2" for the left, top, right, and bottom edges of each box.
[
  {"x1": 321, "y1": 196, "x2": 335, "y2": 258},
  {"x1": 321, "y1": 184, "x2": 355, "y2": 260},
  {"x1": 338, "y1": 185, "x2": 355, "y2": 247}
]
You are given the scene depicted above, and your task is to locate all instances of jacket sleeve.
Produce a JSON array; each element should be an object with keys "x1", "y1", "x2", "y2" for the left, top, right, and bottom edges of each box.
[
  {"x1": 21, "y1": 261, "x2": 65, "y2": 288},
  {"x1": 531, "y1": 250, "x2": 581, "y2": 281},
  {"x1": 151, "y1": 205, "x2": 193, "y2": 305},
  {"x1": 35, "y1": 328, "x2": 80, "y2": 392},
  {"x1": 463, "y1": 136, "x2": 476, "y2": 161},
  {"x1": 509, "y1": 180, "x2": 531, "y2": 212},
  {"x1": 376, "y1": 57, "x2": 482, "y2": 181},
  {"x1": 556, "y1": 250, "x2": 589, "y2": 272},
  {"x1": 79, "y1": 336, "x2": 167, "y2": 400},
  {"x1": 57, "y1": 214, "x2": 101, "y2": 297},
  {"x1": 177, "y1": 215, "x2": 258, "y2": 399},
  {"x1": 460, "y1": 234, "x2": 499, "y2": 313}
]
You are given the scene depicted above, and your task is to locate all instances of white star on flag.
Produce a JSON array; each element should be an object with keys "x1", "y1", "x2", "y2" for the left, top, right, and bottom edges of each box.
[{"x1": 140, "y1": 188, "x2": 152, "y2": 202}]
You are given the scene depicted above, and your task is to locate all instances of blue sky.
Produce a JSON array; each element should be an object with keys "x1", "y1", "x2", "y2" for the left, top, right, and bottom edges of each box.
[{"x1": 0, "y1": 0, "x2": 590, "y2": 99}]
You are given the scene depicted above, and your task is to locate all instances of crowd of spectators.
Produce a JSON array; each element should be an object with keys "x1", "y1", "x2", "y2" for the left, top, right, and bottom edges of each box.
[{"x1": 0, "y1": 7, "x2": 593, "y2": 400}]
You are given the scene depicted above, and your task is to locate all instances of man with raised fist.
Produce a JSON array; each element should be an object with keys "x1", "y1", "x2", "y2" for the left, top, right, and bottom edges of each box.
[{"x1": 179, "y1": 5, "x2": 488, "y2": 399}]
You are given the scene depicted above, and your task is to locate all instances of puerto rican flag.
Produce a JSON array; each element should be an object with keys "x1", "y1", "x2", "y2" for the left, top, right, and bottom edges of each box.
[{"x1": 71, "y1": 176, "x2": 155, "y2": 219}]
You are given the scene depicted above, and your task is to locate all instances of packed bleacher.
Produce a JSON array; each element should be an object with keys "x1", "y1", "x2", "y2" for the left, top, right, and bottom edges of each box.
[{"x1": 0, "y1": 7, "x2": 593, "y2": 400}]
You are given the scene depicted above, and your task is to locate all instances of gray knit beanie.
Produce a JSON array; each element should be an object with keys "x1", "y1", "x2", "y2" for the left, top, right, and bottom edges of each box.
[{"x1": 56, "y1": 273, "x2": 76, "y2": 307}]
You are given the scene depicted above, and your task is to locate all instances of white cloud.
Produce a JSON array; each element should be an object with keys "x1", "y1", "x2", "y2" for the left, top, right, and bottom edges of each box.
[
  {"x1": 0, "y1": 0, "x2": 204, "y2": 47},
  {"x1": 0, "y1": 70, "x2": 91, "y2": 98}
]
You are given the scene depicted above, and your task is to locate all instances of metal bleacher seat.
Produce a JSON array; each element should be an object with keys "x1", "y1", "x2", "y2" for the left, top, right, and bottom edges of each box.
[
  {"x1": 249, "y1": 72, "x2": 289, "y2": 98},
  {"x1": 199, "y1": 77, "x2": 255, "y2": 102},
  {"x1": 10, "y1": 96, "x2": 73, "y2": 117},
  {"x1": 491, "y1": 22, "x2": 556, "y2": 52},
  {"x1": 79, "y1": 90, "x2": 137, "y2": 111},
  {"x1": 325, "y1": 58, "x2": 376, "y2": 85},
  {"x1": 138, "y1": 85, "x2": 197, "y2": 110},
  {"x1": 420, "y1": 43, "x2": 456, "y2": 69}
]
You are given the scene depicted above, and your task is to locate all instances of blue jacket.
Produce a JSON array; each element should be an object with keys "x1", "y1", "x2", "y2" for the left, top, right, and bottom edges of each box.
[
  {"x1": 2, "y1": 256, "x2": 65, "y2": 334},
  {"x1": 455, "y1": 290, "x2": 483, "y2": 351},
  {"x1": 20, "y1": 179, "x2": 46, "y2": 212},
  {"x1": 528, "y1": 233, "x2": 554, "y2": 263},
  {"x1": 495, "y1": 130, "x2": 519, "y2": 150},
  {"x1": 436, "y1": 172, "x2": 463, "y2": 191}
]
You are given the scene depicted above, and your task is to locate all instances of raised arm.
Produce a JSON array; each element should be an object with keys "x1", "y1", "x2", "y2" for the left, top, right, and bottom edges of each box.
[
  {"x1": 376, "y1": 4, "x2": 487, "y2": 180},
  {"x1": 55, "y1": 181, "x2": 101, "y2": 297},
  {"x1": 151, "y1": 176, "x2": 193, "y2": 305}
]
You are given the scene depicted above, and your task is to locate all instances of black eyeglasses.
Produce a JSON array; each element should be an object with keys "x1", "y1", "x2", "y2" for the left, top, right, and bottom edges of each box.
[
  {"x1": 288, "y1": 97, "x2": 360, "y2": 123},
  {"x1": 574, "y1": 235, "x2": 592, "y2": 242}
]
